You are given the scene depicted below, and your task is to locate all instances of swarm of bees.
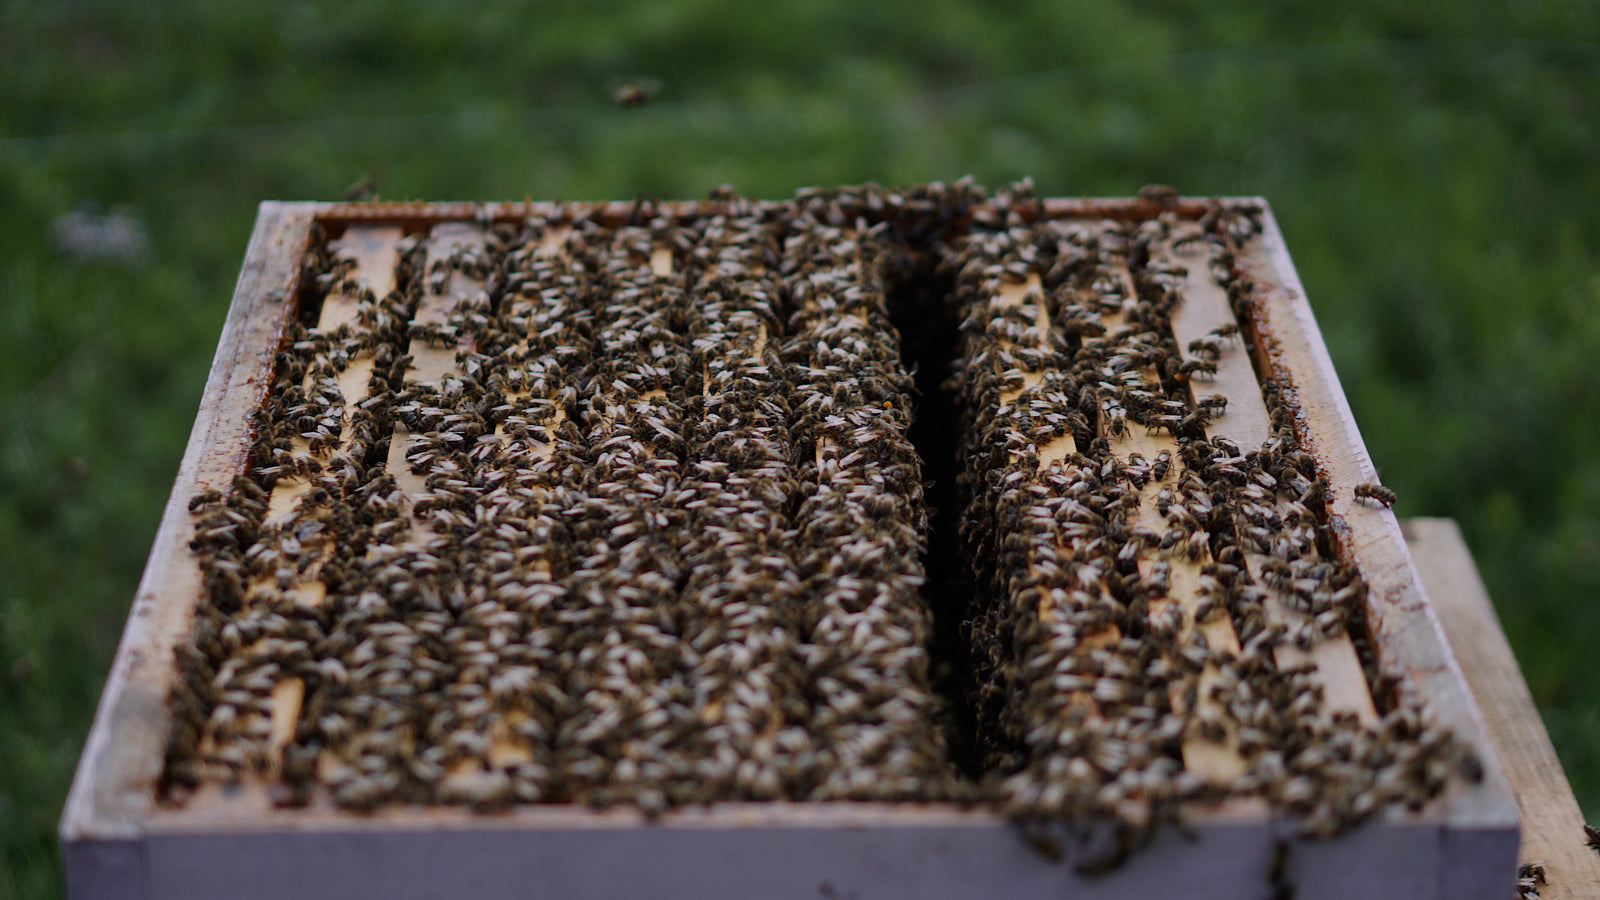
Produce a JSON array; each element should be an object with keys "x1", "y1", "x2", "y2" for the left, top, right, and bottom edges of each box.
[{"x1": 169, "y1": 182, "x2": 1467, "y2": 857}]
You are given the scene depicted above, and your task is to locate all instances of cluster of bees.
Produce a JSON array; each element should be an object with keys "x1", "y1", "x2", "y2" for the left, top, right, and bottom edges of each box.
[
  {"x1": 169, "y1": 182, "x2": 1466, "y2": 850},
  {"x1": 945, "y1": 187, "x2": 1469, "y2": 845}
]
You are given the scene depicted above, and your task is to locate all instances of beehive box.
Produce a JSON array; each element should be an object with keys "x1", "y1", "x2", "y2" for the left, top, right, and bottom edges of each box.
[{"x1": 62, "y1": 189, "x2": 1519, "y2": 899}]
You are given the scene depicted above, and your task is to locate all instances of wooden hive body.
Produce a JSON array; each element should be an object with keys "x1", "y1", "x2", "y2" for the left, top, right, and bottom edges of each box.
[{"x1": 61, "y1": 197, "x2": 1519, "y2": 900}]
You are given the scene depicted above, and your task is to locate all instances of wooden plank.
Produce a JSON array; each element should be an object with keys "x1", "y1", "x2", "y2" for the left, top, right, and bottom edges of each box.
[
  {"x1": 1407, "y1": 517, "x2": 1599, "y2": 900},
  {"x1": 273, "y1": 225, "x2": 402, "y2": 741},
  {"x1": 309, "y1": 197, "x2": 1274, "y2": 237},
  {"x1": 1161, "y1": 220, "x2": 1270, "y2": 444},
  {"x1": 406, "y1": 222, "x2": 488, "y2": 384},
  {"x1": 1160, "y1": 222, "x2": 1377, "y2": 725},
  {"x1": 785, "y1": 221, "x2": 951, "y2": 798},
  {"x1": 133, "y1": 811, "x2": 1438, "y2": 900},
  {"x1": 177, "y1": 226, "x2": 407, "y2": 814},
  {"x1": 266, "y1": 225, "x2": 403, "y2": 576},
  {"x1": 1087, "y1": 231, "x2": 1248, "y2": 784},
  {"x1": 977, "y1": 246, "x2": 1119, "y2": 758},
  {"x1": 128, "y1": 797, "x2": 1462, "y2": 900},
  {"x1": 811, "y1": 230, "x2": 871, "y2": 469},
  {"x1": 386, "y1": 222, "x2": 489, "y2": 502},
  {"x1": 549, "y1": 222, "x2": 706, "y2": 805},
  {"x1": 207, "y1": 227, "x2": 404, "y2": 782},
  {"x1": 139, "y1": 812, "x2": 1216, "y2": 900},
  {"x1": 60, "y1": 201, "x2": 319, "y2": 898},
  {"x1": 1243, "y1": 204, "x2": 1518, "y2": 892},
  {"x1": 676, "y1": 214, "x2": 810, "y2": 797},
  {"x1": 476, "y1": 219, "x2": 579, "y2": 762},
  {"x1": 383, "y1": 223, "x2": 505, "y2": 799},
  {"x1": 995, "y1": 273, "x2": 1074, "y2": 467}
]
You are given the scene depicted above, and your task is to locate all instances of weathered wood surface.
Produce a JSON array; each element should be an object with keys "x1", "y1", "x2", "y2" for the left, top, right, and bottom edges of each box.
[
  {"x1": 128, "y1": 809, "x2": 1436, "y2": 900},
  {"x1": 60, "y1": 201, "x2": 320, "y2": 900},
  {"x1": 62, "y1": 199, "x2": 1523, "y2": 900},
  {"x1": 308, "y1": 196, "x2": 1248, "y2": 231},
  {"x1": 1407, "y1": 517, "x2": 1600, "y2": 900}
]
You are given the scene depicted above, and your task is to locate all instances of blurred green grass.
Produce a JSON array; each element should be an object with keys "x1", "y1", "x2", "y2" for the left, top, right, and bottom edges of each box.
[{"x1": 3, "y1": 2, "x2": 1598, "y2": 896}]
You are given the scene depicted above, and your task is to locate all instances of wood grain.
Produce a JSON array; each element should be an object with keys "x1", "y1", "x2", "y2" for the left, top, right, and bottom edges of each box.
[{"x1": 1407, "y1": 517, "x2": 1600, "y2": 900}]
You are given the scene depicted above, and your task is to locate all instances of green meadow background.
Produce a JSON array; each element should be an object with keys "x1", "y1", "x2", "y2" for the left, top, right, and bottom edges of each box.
[{"x1": 3, "y1": 2, "x2": 1597, "y2": 895}]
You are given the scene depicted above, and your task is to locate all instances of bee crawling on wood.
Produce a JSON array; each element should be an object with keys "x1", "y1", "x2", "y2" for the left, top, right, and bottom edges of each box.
[
  {"x1": 1195, "y1": 394, "x2": 1229, "y2": 417},
  {"x1": 188, "y1": 487, "x2": 225, "y2": 512},
  {"x1": 1585, "y1": 822, "x2": 1600, "y2": 853},
  {"x1": 1353, "y1": 483, "x2": 1397, "y2": 508},
  {"x1": 1137, "y1": 183, "x2": 1181, "y2": 207},
  {"x1": 1514, "y1": 860, "x2": 1546, "y2": 900},
  {"x1": 1165, "y1": 357, "x2": 1216, "y2": 381},
  {"x1": 1151, "y1": 450, "x2": 1173, "y2": 483}
]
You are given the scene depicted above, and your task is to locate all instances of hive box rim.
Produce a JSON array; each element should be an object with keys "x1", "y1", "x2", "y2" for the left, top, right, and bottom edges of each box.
[{"x1": 60, "y1": 198, "x2": 1518, "y2": 899}]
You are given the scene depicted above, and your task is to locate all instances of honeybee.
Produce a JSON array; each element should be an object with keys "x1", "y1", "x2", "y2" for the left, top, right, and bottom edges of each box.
[
  {"x1": 1353, "y1": 483, "x2": 1397, "y2": 508},
  {"x1": 1137, "y1": 184, "x2": 1181, "y2": 207}
]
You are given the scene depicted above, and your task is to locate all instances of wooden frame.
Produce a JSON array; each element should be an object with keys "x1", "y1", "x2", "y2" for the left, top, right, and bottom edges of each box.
[
  {"x1": 1406, "y1": 517, "x2": 1600, "y2": 900},
  {"x1": 61, "y1": 199, "x2": 1520, "y2": 899}
]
